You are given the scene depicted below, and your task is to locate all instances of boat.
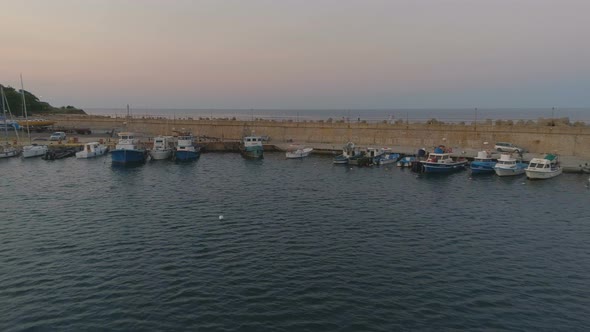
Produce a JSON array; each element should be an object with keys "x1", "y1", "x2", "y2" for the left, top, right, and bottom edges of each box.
[
  {"x1": 348, "y1": 149, "x2": 372, "y2": 166},
  {"x1": 0, "y1": 87, "x2": 19, "y2": 159},
  {"x1": 494, "y1": 153, "x2": 528, "y2": 177},
  {"x1": 150, "y1": 135, "x2": 173, "y2": 160},
  {"x1": 580, "y1": 163, "x2": 590, "y2": 174},
  {"x1": 374, "y1": 148, "x2": 400, "y2": 165},
  {"x1": 420, "y1": 146, "x2": 468, "y2": 173},
  {"x1": 43, "y1": 147, "x2": 78, "y2": 160},
  {"x1": 365, "y1": 147, "x2": 385, "y2": 165},
  {"x1": 111, "y1": 132, "x2": 147, "y2": 164},
  {"x1": 397, "y1": 156, "x2": 415, "y2": 167},
  {"x1": 525, "y1": 154, "x2": 562, "y2": 180},
  {"x1": 19, "y1": 76, "x2": 48, "y2": 158},
  {"x1": 333, "y1": 142, "x2": 361, "y2": 164},
  {"x1": 285, "y1": 145, "x2": 313, "y2": 159},
  {"x1": 76, "y1": 142, "x2": 108, "y2": 159},
  {"x1": 239, "y1": 136, "x2": 264, "y2": 159},
  {"x1": 469, "y1": 150, "x2": 497, "y2": 174},
  {"x1": 174, "y1": 132, "x2": 200, "y2": 161}
]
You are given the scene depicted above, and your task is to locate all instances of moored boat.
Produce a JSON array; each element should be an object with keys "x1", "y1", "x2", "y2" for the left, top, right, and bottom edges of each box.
[
  {"x1": 76, "y1": 142, "x2": 108, "y2": 159},
  {"x1": 19, "y1": 76, "x2": 48, "y2": 158},
  {"x1": 1, "y1": 87, "x2": 19, "y2": 159},
  {"x1": 239, "y1": 136, "x2": 264, "y2": 159},
  {"x1": 470, "y1": 150, "x2": 497, "y2": 174},
  {"x1": 285, "y1": 145, "x2": 313, "y2": 159},
  {"x1": 43, "y1": 147, "x2": 78, "y2": 160},
  {"x1": 333, "y1": 142, "x2": 360, "y2": 164},
  {"x1": 150, "y1": 136, "x2": 173, "y2": 160},
  {"x1": 174, "y1": 132, "x2": 200, "y2": 161},
  {"x1": 494, "y1": 153, "x2": 528, "y2": 177},
  {"x1": 375, "y1": 149, "x2": 400, "y2": 165},
  {"x1": 525, "y1": 154, "x2": 562, "y2": 180},
  {"x1": 111, "y1": 132, "x2": 147, "y2": 165},
  {"x1": 420, "y1": 146, "x2": 468, "y2": 173},
  {"x1": 397, "y1": 156, "x2": 415, "y2": 167}
]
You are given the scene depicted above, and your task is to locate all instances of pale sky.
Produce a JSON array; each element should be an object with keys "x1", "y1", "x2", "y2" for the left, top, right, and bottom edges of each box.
[{"x1": 1, "y1": 0, "x2": 589, "y2": 109}]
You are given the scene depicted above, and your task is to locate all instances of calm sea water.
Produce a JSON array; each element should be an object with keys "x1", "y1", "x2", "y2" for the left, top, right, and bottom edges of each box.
[
  {"x1": 86, "y1": 108, "x2": 590, "y2": 123},
  {"x1": 1, "y1": 153, "x2": 590, "y2": 331}
]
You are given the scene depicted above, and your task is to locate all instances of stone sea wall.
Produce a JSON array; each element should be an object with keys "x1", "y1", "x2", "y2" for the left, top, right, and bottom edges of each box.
[{"x1": 48, "y1": 115, "x2": 590, "y2": 158}]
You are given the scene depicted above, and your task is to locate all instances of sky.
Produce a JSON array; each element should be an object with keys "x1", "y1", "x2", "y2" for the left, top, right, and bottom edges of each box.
[{"x1": 1, "y1": 0, "x2": 589, "y2": 109}]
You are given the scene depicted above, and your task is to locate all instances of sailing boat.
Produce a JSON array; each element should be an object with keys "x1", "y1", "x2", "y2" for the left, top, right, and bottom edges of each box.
[
  {"x1": 0, "y1": 87, "x2": 19, "y2": 158},
  {"x1": 111, "y1": 104, "x2": 147, "y2": 164},
  {"x1": 20, "y1": 76, "x2": 48, "y2": 158}
]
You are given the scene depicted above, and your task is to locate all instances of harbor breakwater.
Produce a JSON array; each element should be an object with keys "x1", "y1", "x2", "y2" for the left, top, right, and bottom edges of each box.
[{"x1": 47, "y1": 114, "x2": 590, "y2": 158}]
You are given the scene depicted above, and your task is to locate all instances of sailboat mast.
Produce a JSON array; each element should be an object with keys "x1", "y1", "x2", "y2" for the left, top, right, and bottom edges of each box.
[
  {"x1": 1, "y1": 87, "x2": 8, "y2": 141},
  {"x1": 20, "y1": 74, "x2": 31, "y2": 144}
]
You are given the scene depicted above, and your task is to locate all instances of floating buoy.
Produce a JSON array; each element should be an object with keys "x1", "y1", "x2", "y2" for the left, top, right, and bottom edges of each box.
[{"x1": 218, "y1": 215, "x2": 224, "y2": 220}]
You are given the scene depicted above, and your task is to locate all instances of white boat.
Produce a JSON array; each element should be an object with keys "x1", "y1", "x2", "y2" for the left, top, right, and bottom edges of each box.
[
  {"x1": 494, "y1": 153, "x2": 527, "y2": 177},
  {"x1": 285, "y1": 145, "x2": 313, "y2": 159},
  {"x1": 76, "y1": 142, "x2": 108, "y2": 159},
  {"x1": 19, "y1": 76, "x2": 48, "y2": 158},
  {"x1": 525, "y1": 154, "x2": 562, "y2": 180},
  {"x1": 150, "y1": 135, "x2": 173, "y2": 160}
]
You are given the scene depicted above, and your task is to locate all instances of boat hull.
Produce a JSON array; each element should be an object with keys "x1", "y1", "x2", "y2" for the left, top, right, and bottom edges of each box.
[
  {"x1": 333, "y1": 155, "x2": 349, "y2": 164},
  {"x1": 175, "y1": 150, "x2": 200, "y2": 161},
  {"x1": 0, "y1": 149, "x2": 19, "y2": 159},
  {"x1": 22, "y1": 145, "x2": 48, "y2": 158},
  {"x1": 422, "y1": 161, "x2": 467, "y2": 173},
  {"x1": 525, "y1": 168, "x2": 563, "y2": 179},
  {"x1": 240, "y1": 145, "x2": 263, "y2": 159},
  {"x1": 76, "y1": 148, "x2": 108, "y2": 159},
  {"x1": 286, "y1": 148, "x2": 313, "y2": 159},
  {"x1": 494, "y1": 166, "x2": 526, "y2": 177},
  {"x1": 470, "y1": 162, "x2": 496, "y2": 174},
  {"x1": 111, "y1": 149, "x2": 147, "y2": 164},
  {"x1": 377, "y1": 153, "x2": 400, "y2": 165},
  {"x1": 150, "y1": 149, "x2": 172, "y2": 160}
]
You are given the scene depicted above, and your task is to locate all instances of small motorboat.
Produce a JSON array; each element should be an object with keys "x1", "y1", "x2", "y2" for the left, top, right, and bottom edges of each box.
[
  {"x1": 525, "y1": 154, "x2": 562, "y2": 180},
  {"x1": 494, "y1": 153, "x2": 527, "y2": 177},
  {"x1": 286, "y1": 145, "x2": 313, "y2": 159},
  {"x1": 76, "y1": 142, "x2": 108, "y2": 159}
]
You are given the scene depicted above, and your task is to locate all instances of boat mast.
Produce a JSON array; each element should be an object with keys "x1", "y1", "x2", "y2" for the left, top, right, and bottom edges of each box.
[
  {"x1": 20, "y1": 74, "x2": 31, "y2": 144},
  {"x1": 1, "y1": 87, "x2": 8, "y2": 143}
]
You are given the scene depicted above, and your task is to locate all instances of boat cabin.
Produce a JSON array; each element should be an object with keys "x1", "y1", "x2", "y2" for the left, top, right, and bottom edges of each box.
[
  {"x1": 528, "y1": 155, "x2": 558, "y2": 170},
  {"x1": 474, "y1": 150, "x2": 493, "y2": 162},
  {"x1": 243, "y1": 136, "x2": 264, "y2": 147},
  {"x1": 426, "y1": 153, "x2": 452, "y2": 163}
]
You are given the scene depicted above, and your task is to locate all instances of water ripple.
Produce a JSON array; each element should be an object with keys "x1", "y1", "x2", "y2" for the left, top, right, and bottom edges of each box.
[{"x1": 1, "y1": 154, "x2": 590, "y2": 330}]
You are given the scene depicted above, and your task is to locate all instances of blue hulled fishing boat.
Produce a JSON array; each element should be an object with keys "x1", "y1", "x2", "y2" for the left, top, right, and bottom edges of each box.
[
  {"x1": 470, "y1": 151, "x2": 497, "y2": 174},
  {"x1": 174, "y1": 132, "x2": 200, "y2": 161},
  {"x1": 111, "y1": 132, "x2": 147, "y2": 164},
  {"x1": 420, "y1": 146, "x2": 467, "y2": 173}
]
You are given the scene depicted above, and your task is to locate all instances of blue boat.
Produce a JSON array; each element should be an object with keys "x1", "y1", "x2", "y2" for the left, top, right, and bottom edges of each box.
[
  {"x1": 333, "y1": 142, "x2": 360, "y2": 164},
  {"x1": 420, "y1": 146, "x2": 468, "y2": 173},
  {"x1": 470, "y1": 151, "x2": 497, "y2": 174},
  {"x1": 375, "y1": 149, "x2": 401, "y2": 165},
  {"x1": 174, "y1": 132, "x2": 200, "y2": 161},
  {"x1": 397, "y1": 156, "x2": 415, "y2": 168},
  {"x1": 239, "y1": 136, "x2": 264, "y2": 159},
  {"x1": 111, "y1": 132, "x2": 147, "y2": 165}
]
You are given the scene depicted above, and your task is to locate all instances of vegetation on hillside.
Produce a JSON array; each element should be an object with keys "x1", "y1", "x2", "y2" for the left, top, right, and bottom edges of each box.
[{"x1": 0, "y1": 84, "x2": 85, "y2": 116}]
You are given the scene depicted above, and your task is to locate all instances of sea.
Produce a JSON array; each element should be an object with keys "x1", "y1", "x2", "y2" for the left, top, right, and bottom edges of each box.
[
  {"x1": 85, "y1": 108, "x2": 590, "y2": 124},
  {"x1": 1, "y1": 153, "x2": 589, "y2": 331}
]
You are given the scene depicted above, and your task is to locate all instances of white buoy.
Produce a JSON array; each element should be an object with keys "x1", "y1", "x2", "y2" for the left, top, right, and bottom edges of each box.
[{"x1": 218, "y1": 215, "x2": 224, "y2": 220}]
